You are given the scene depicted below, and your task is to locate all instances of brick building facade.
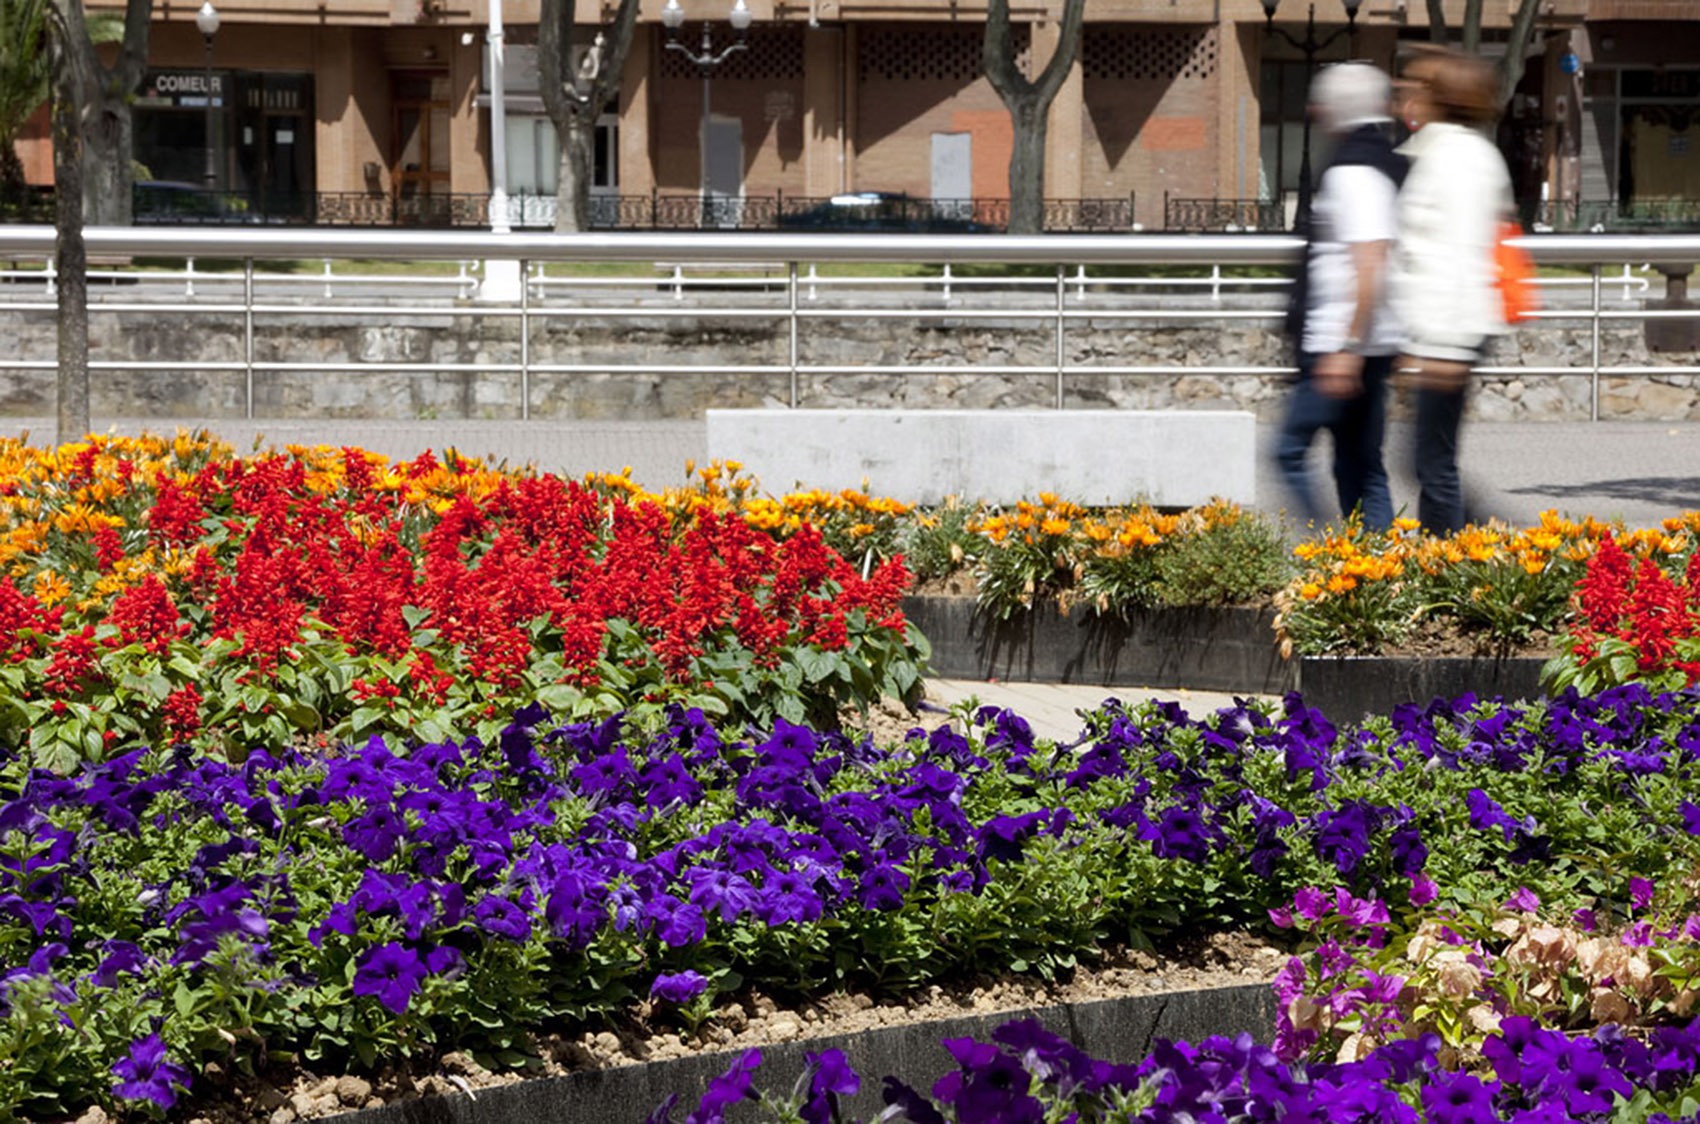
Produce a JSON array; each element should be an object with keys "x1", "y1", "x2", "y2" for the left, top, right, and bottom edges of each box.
[{"x1": 19, "y1": 0, "x2": 1666, "y2": 231}]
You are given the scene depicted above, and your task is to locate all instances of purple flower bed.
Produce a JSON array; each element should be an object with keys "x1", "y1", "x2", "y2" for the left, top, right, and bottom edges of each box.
[
  {"x1": 656, "y1": 1014, "x2": 1700, "y2": 1123},
  {"x1": 6, "y1": 685, "x2": 1700, "y2": 1119}
]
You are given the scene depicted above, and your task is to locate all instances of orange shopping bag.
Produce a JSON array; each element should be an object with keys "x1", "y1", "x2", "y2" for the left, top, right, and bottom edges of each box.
[{"x1": 1495, "y1": 220, "x2": 1539, "y2": 325}]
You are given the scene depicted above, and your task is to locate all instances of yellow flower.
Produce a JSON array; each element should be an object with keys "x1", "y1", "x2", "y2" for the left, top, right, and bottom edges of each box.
[
  {"x1": 33, "y1": 570, "x2": 69, "y2": 605},
  {"x1": 1299, "y1": 582, "x2": 1323, "y2": 600},
  {"x1": 1393, "y1": 517, "x2": 1421, "y2": 533},
  {"x1": 1039, "y1": 517, "x2": 1070, "y2": 536},
  {"x1": 1326, "y1": 574, "x2": 1357, "y2": 594}
]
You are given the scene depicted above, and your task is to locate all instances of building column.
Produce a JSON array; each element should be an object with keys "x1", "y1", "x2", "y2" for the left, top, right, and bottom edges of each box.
[
  {"x1": 313, "y1": 27, "x2": 354, "y2": 195},
  {"x1": 1036, "y1": 13, "x2": 1083, "y2": 202},
  {"x1": 843, "y1": 22, "x2": 859, "y2": 191},
  {"x1": 802, "y1": 24, "x2": 846, "y2": 197},
  {"x1": 620, "y1": 23, "x2": 656, "y2": 198},
  {"x1": 450, "y1": 31, "x2": 487, "y2": 196},
  {"x1": 1215, "y1": 21, "x2": 1258, "y2": 208}
]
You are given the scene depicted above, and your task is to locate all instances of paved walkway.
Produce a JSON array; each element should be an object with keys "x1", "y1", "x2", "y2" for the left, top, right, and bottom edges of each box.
[{"x1": 925, "y1": 677, "x2": 1264, "y2": 744}]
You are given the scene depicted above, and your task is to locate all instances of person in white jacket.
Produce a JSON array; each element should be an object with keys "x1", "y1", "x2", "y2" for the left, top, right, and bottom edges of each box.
[{"x1": 1390, "y1": 48, "x2": 1513, "y2": 534}]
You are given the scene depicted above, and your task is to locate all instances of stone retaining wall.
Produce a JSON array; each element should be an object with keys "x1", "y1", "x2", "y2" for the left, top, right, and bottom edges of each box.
[{"x1": 1, "y1": 302, "x2": 1694, "y2": 422}]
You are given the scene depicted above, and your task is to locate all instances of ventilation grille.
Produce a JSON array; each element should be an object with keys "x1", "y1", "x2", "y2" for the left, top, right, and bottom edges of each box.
[
  {"x1": 660, "y1": 25, "x2": 804, "y2": 81},
  {"x1": 1083, "y1": 27, "x2": 1217, "y2": 82},
  {"x1": 859, "y1": 25, "x2": 1029, "y2": 83}
]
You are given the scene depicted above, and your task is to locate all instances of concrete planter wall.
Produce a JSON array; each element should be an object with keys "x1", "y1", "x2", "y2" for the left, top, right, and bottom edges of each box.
[
  {"x1": 903, "y1": 594, "x2": 1296, "y2": 695},
  {"x1": 907, "y1": 595, "x2": 1553, "y2": 716},
  {"x1": 329, "y1": 984, "x2": 1274, "y2": 1124},
  {"x1": 1295, "y1": 656, "x2": 1550, "y2": 721}
]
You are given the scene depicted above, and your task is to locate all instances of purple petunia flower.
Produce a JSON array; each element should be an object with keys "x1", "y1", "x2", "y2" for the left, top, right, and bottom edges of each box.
[
  {"x1": 112, "y1": 1035, "x2": 192, "y2": 1110},
  {"x1": 473, "y1": 895, "x2": 532, "y2": 942},
  {"x1": 351, "y1": 942, "x2": 427, "y2": 1015},
  {"x1": 650, "y1": 970, "x2": 708, "y2": 1004}
]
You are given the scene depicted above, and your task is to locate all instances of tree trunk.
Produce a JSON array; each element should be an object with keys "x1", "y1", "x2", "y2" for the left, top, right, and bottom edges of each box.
[
  {"x1": 48, "y1": 9, "x2": 87, "y2": 443},
  {"x1": 554, "y1": 109, "x2": 594, "y2": 233},
  {"x1": 1460, "y1": 0, "x2": 1483, "y2": 54},
  {"x1": 1007, "y1": 101, "x2": 1047, "y2": 235},
  {"x1": 538, "y1": 0, "x2": 639, "y2": 234},
  {"x1": 81, "y1": 85, "x2": 131, "y2": 224},
  {"x1": 1424, "y1": 0, "x2": 1448, "y2": 44},
  {"x1": 1496, "y1": 0, "x2": 1544, "y2": 109},
  {"x1": 981, "y1": 0, "x2": 1085, "y2": 236}
]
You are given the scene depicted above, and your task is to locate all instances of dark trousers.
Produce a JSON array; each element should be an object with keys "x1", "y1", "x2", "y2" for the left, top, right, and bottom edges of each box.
[
  {"x1": 1275, "y1": 352, "x2": 1394, "y2": 531},
  {"x1": 1415, "y1": 385, "x2": 1467, "y2": 535}
]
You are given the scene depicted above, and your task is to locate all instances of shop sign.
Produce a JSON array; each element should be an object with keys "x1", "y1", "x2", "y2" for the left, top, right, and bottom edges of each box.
[{"x1": 138, "y1": 70, "x2": 230, "y2": 108}]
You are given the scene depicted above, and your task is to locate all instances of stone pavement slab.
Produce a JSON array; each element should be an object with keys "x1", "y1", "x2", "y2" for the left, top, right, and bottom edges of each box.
[{"x1": 925, "y1": 677, "x2": 1272, "y2": 745}]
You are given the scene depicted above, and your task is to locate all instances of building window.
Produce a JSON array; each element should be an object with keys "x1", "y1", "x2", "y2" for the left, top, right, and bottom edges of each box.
[
  {"x1": 504, "y1": 114, "x2": 618, "y2": 195},
  {"x1": 1258, "y1": 60, "x2": 1319, "y2": 203}
]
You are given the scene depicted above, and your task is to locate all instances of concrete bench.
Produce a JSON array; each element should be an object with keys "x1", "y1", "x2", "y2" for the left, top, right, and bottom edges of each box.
[{"x1": 705, "y1": 408, "x2": 1255, "y2": 506}]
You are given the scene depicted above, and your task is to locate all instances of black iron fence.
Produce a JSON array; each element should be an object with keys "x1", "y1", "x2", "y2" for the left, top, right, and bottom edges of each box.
[
  {"x1": 1165, "y1": 195, "x2": 1290, "y2": 233},
  {"x1": 12, "y1": 183, "x2": 1700, "y2": 234},
  {"x1": 0, "y1": 185, "x2": 1137, "y2": 233}
]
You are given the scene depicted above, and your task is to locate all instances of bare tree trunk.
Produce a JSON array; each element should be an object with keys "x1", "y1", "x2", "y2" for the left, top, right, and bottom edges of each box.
[
  {"x1": 1008, "y1": 103, "x2": 1047, "y2": 235},
  {"x1": 1460, "y1": 0, "x2": 1483, "y2": 54},
  {"x1": 982, "y1": 0, "x2": 1085, "y2": 235},
  {"x1": 1424, "y1": 0, "x2": 1448, "y2": 44},
  {"x1": 1497, "y1": 0, "x2": 1544, "y2": 107},
  {"x1": 48, "y1": 5, "x2": 87, "y2": 443},
  {"x1": 554, "y1": 112, "x2": 595, "y2": 233},
  {"x1": 82, "y1": 85, "x2": 131, "y2": 224},
  {"x1": 538, "y1": 0, "x2": 639, "y2": 234}
]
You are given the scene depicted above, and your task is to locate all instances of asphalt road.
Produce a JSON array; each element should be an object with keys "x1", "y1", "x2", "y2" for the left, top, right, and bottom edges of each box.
[{"x1": 10, "y1": 415, "x2": 1700, "y2": 531}]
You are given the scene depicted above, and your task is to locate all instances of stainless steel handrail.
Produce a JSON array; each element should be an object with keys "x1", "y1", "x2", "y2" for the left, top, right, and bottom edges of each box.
[{"x1": 1, "y1": 225, "x2": 1696, "y2": 419}]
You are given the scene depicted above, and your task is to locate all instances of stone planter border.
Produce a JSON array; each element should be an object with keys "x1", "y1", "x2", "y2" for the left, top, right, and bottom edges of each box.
[
  {"x1": 1294, "y1": 655, "x2": 1551, "y2": 722},
  {"x1": 902, "y1": 595, "x2": 1296, "y2": 696},
  {"x1": 328, "y1": 983, "x2": 1274, "y2": 1124},
  {"x1": 906, "y1": 595, "x2": 1554, "y2": 717}
]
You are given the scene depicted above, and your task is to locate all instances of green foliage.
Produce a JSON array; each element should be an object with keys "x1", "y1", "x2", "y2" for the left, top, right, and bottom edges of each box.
[{"x1": 1149, "y1": 514, "x2": 1296, "y2": 609}]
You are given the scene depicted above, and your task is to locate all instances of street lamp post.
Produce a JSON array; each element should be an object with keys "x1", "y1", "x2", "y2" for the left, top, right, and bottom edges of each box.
[
  {"x1": 196, "y1": 0, "x2": 220, "y2": 194},
  {"x1": 1260, "y1": 0, "x2": 1362, "y2": 225},
  {"x1": 478, "y1": 0, "x2": 522, "y2": 301},
  {"x1": 661, "y1": 0, "x2": 752, "y2": 224}
]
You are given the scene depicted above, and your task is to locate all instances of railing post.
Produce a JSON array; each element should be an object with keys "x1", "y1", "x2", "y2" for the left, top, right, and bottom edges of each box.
[
  {"x1": 520, "y1": 258, "x2": 531, "y2": 422},
  {"x1": 788, "y1": 261, "x2": 800, "y2": 409},
  {"x1": 243, "y1": 258, "x2": 255, "y2": 420},
  {"x1": 1590, "y1": 264, "x2": 1602, "y2": 422},
  {"x1": 942, "y1": 262, "x2": 952, "y2": 304},
  {"x1": 185, "y1": 257, "x2": 196, "y2": 298},
  {"x1": 323, "y1": 259, "x2": 334, "y2": 299},
  {"x1": 1054, "y1": 264, "x2": 1066, "y2": 409}
]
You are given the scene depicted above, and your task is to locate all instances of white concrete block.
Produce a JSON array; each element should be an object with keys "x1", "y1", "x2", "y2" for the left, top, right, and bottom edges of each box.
[{"x1": 705, "y1": 409, "x2": 1255, "y2": 506}]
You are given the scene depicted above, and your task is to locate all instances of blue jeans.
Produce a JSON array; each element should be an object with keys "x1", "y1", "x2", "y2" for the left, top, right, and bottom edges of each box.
[
  {"x1": 1275, "y1": 352, "x2": 1394, "y2": 531},
  {"x1": 1415, "y1": 385, "x2": 1467, "y2": 535}
]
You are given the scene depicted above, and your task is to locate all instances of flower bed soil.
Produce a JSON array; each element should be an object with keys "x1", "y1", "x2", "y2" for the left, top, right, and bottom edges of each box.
[{"x1": 152, "y1": 936, "x2": 1280, "y2": 1124}]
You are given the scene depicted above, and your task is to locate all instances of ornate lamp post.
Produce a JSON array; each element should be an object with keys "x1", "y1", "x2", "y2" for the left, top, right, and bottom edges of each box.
[
  {"x1": 479, "y1": 0, "x2": 521, "y2": 301},
  {"x1": 661, "y1": 0, "x2": 752, "y2": 220},
  {"x1": 195, "y1": 0, "x2": 220, "y2": 193},
  {"x1": 1260, "y1": 0, "x2": 1363, "y2": 223}
]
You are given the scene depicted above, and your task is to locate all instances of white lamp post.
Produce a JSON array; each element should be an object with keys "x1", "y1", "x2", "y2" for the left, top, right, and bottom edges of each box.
[{"x1": 479, "y1": 0, "x2": 522, "y2": 301}]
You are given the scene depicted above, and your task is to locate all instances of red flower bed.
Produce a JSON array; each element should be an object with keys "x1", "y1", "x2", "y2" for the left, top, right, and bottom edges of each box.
[{"x1": 0, "y1": 436, "x2": 924, "y2": 767}]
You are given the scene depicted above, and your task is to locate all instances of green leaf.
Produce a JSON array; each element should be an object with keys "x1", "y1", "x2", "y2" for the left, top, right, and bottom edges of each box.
[
  {"x1": 174, "y1": 981, "x2": 197, "y2": 1018},
  {"x1": 401, "y1": 605, "x2": 433, "y2": 629}
]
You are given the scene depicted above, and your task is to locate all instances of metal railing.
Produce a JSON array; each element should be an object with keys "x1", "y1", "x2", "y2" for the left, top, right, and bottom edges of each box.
[{"x1": 0, "y1": 226, "x2": 1696, "y2": 423}]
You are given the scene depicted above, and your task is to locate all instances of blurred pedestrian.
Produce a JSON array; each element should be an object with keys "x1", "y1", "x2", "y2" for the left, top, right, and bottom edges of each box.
[
  {"x1": 1390, "y1": 47, "x2": 1514, "y2": 535},
  {"x1": 1274, "y1": 62, "x2": 1405, "y2": 532}
]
